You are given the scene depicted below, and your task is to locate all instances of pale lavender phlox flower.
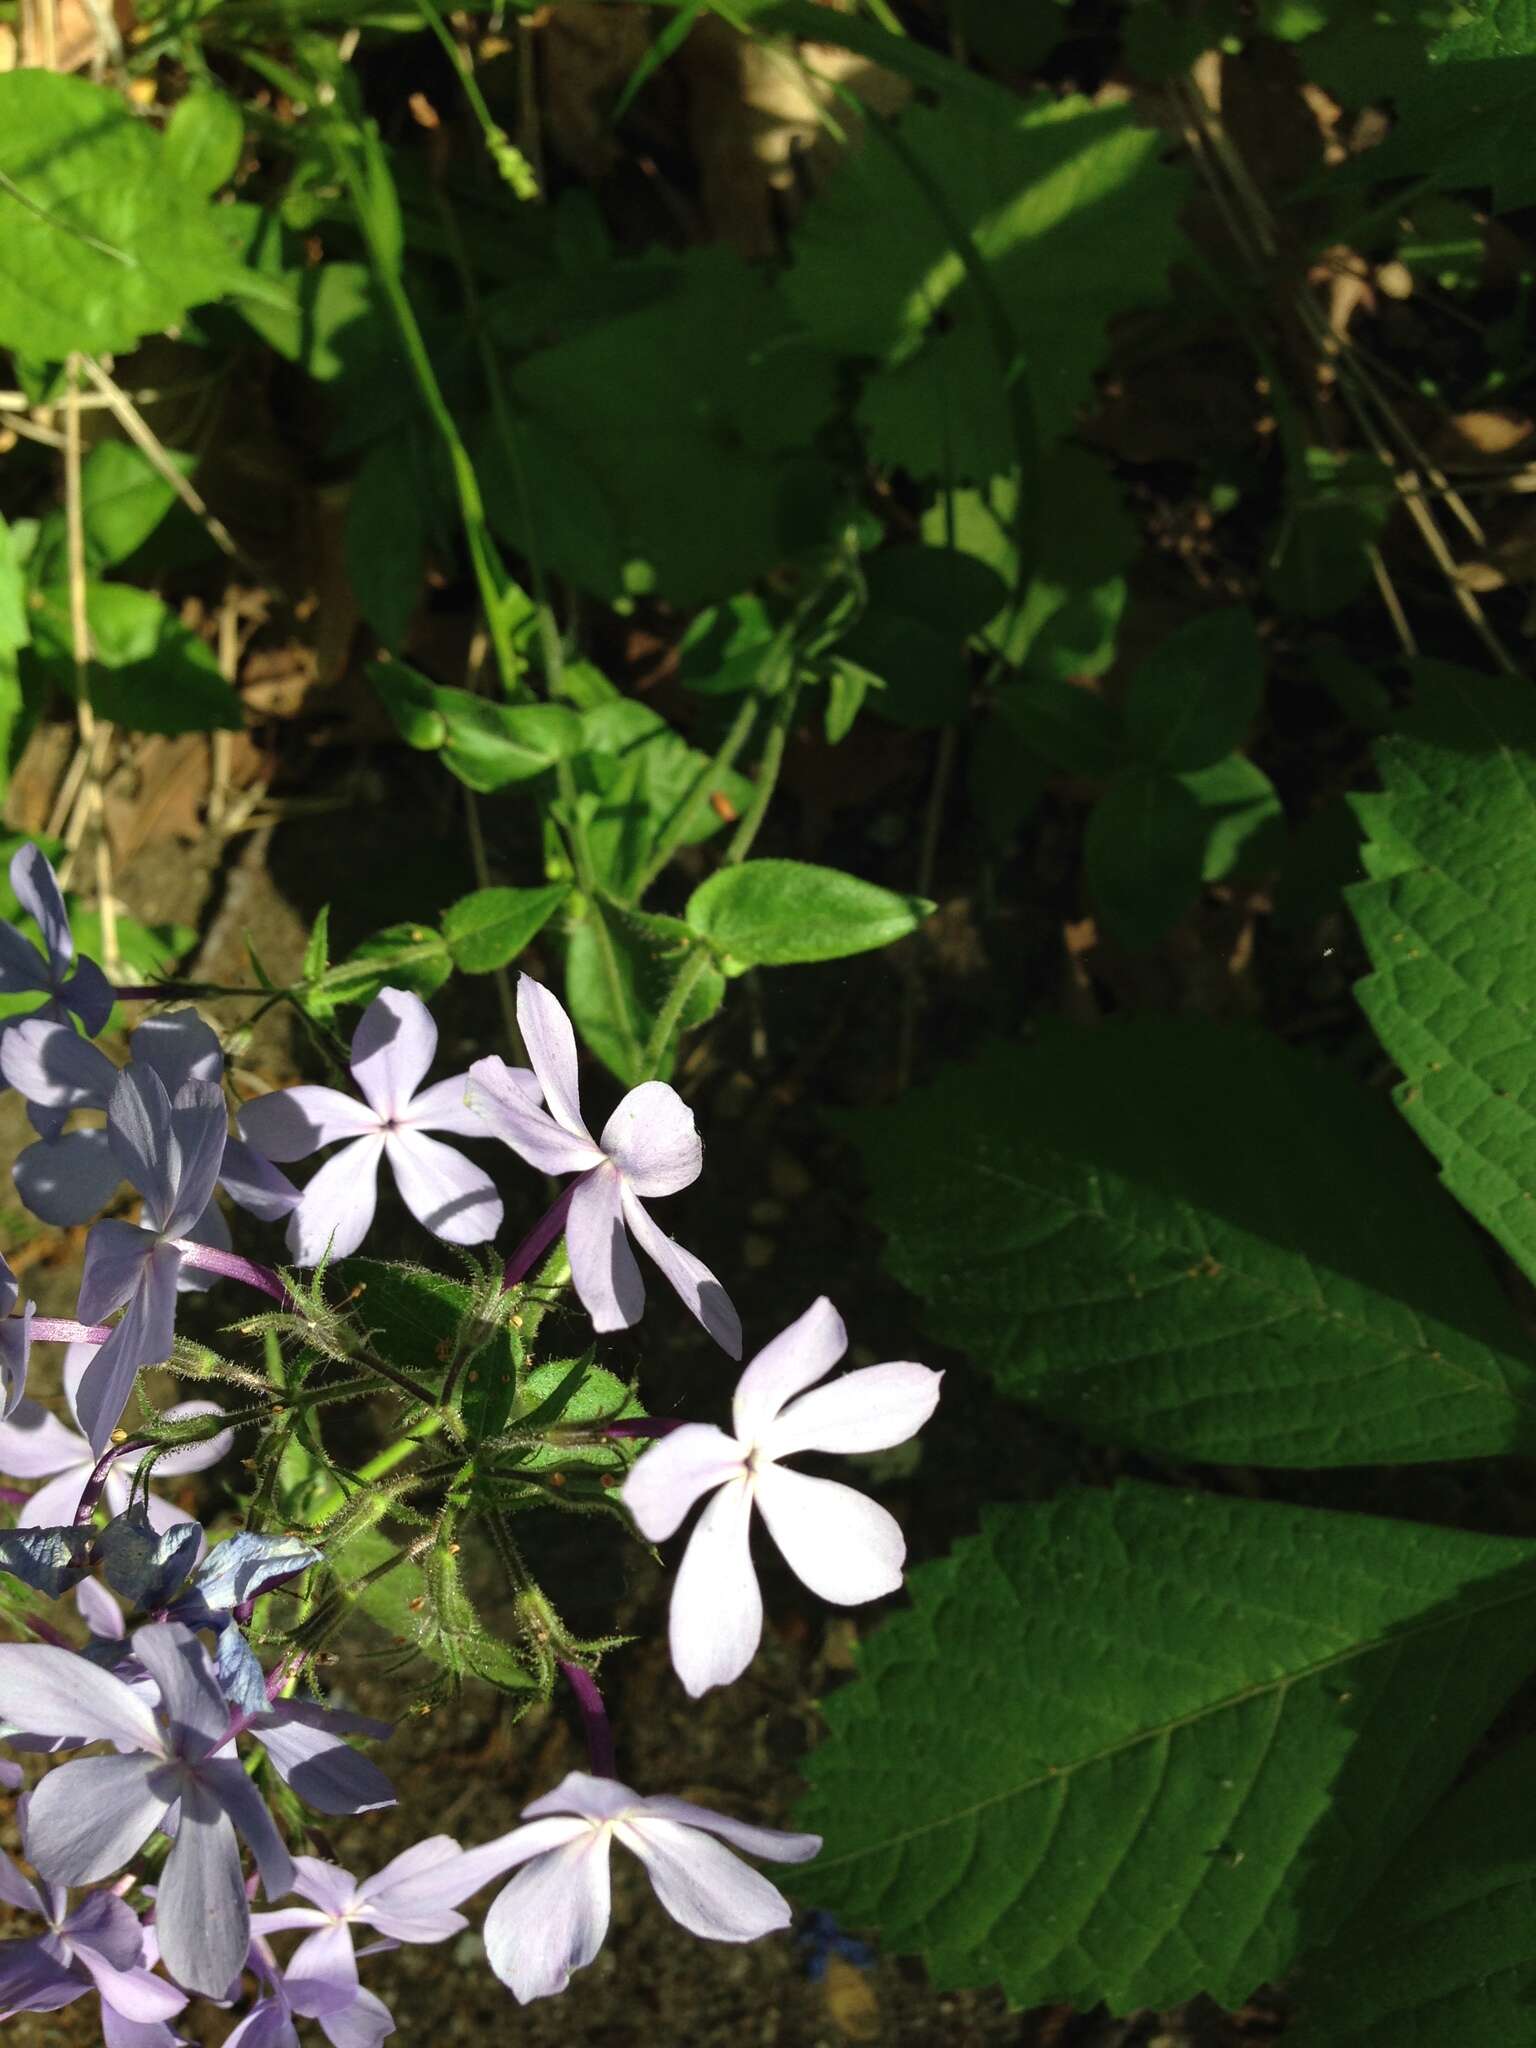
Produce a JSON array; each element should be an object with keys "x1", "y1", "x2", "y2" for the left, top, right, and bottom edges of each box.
[
  {"x1": 1, "y1": 1008, "x2": 298, "y2": 1234},
  {"x1": 237, "y1": 987, "x2": 504, "y2": 1266},
  {"x1": 224, "y1": 1934, "x2": 391, "y2": 2048},
  {"x1": 622, "y1": 1296, "x2": 942, "y2": 1696},
  {"x1": 0, "y1": 1344, "x2": 231, "y2": 1533},
  {"x1": 480, "y1": 1769, "x2": 821, "y2": 2003},
  {"x1": 0, "y1": 1626, "x2": 298, "y2": 1997},
  {"x1": 0, "y1": 844, "x2": 114, "y2": 1055},
  {"x1": 0, "y1": 1799, "x2": 189, "y2": 2042},
  {"x1": 74, "y1": 1068, "x2": 230, "y2": 1454},
  {"x1": 468, "y1": 974, "x2": 741, "y2": 1356},
  {"x1": 0, "y1": 1250, "x2": 33, "y2": 1420},
  {"x1": 251, "y1": 1831, "x2": 532, "y2": 2002}
]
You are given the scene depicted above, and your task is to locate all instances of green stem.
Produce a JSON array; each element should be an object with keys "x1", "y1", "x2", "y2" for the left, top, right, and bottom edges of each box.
[
  {"x1": 411, "y1": 0, "x2": 538, "y2": 198},
  {"x1": 725, "y1": 672, "x2": 802, "y2": 865},
  {"x1": 332, "y1": 127, "x2": 523, "y2": 700},
  {"x1": 641, "y1": 950, "x2": 712, "y2": 1080}
]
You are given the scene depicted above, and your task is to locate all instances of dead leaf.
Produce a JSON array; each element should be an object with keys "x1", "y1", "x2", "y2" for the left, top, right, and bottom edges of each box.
[
  {"x1": 821, "y1": 1955, "x2": 881, "y2": 2043},
  {"x1": 1442, "y1": 409, "x2": 1535, "y2": 459}
]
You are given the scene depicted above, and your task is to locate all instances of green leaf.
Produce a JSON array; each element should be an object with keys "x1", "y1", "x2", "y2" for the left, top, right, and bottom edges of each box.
[
  {"x1": 849, "y1": 1019, "x2": 1536, "y2": 1463},
  {"x1": 677, "y1": 596, "x2": 784, "y2": 697},
  {"x1": 687, "y1": 859, "x2": 932, "y2": 968},
  {"x1": 0, "y1": 516, "x2": 29, "y2": 655},
  {"x1": 1084, "y1": 769, "x2": 1207, "y2": 947},
  {"x1": 443, "y1": 884, "x2": 569, "y2": 974},
  {"x1": 0, "y1": 72, "x2": 251, "y2": 358},
  {"x1": 1351, "y1": 661, "x2": 1536, "y2": 1290},
  {"x1": 927, "y1": 448, "x2": 1133, "y2": 673},
  {"x1": 994, "y1": 678, "x2": 1120, "y2": 777},
  {"x1": 1123, "y1": 609, "x2": 1264, "y2": 771},
  {"x1": 1290, "y1": 1732, "x2": 1536, "y2": 2045},
  {"x1": 34, "y1": 442, "x2": 195, "y2": 578},
  {"x1": 505, "y1": 1359, "x2": 644, "y2": 1472},
  {"x1": 368, "y1": 660, "x2": 581, "y2": 792},
  {"x1": 490, "y1": 247, "x2": 844, "y2": 603},
  {"x1": 1265, "y1": 452, "x2": 1394, "y2": 619},
  {"x1": 838, "y1": 545, "x2": 1006, "y2": 728},
  {"x1": 568, "y1": 700, "x2": 752, "y2": 901},
  {"x1": 789, "y1": 89, "x2": 1186, "y2": 470},
  {"x1": 565, "y1": 900, "x2": 724, "y2": 1085},
  {"x1": 163, "y1": 89, "x2": 245, "y2": 197},
  {"x1": 1181, "y1": 753, "x2": 1286, "y2": 882},
  {"x1": 794, "y1": 1485, "x2": 1536, "y2": 2010},
  {"x1": 304, "y1": 923, "x2": 451, "y2": 1020},
  {"x1": 346, "y1": 442, "x2": 428, "y2": 652},
  {"x1": 29, "y1": 586, "x2": 242, "y2": 735}
]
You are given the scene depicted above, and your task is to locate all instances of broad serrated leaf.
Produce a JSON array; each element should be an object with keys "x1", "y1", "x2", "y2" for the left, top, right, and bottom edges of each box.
[
  {"x1": 849, "y1": 1019, "x2": 1536, "y2": 1463},
  {"x1": 0, "y1": 73, "x2": 250, "y2": 358},
  {"x1": 794, "y1": 1485, "x2": 1536, "y2": 2010},
  {"x1": 788, "y1": 88, "x2": 1185, "y2": 467},
  {"x1": 1289, "y1": 1734, "x2": 1536, "y2": 2045},
  {"x1": 1351, "y1": 662, "x2": 1536, "y2": 1291}
]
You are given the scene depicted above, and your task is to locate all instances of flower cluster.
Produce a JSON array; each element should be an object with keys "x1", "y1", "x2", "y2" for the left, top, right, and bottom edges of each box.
[{"x1": 0, "y1": 845, "x2": 940, "y2": 2034}]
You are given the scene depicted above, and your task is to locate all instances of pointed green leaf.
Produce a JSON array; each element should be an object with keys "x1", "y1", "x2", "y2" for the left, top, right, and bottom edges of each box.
[
  {"x1": 443, "y1": 884, "x2": 569, "y2": 975},
  {"x1": 794, "y1": 1485, "x2": 1536, "y2": 2010},
  {"x1": 849, "y1": 1020, "x2": 1536, "y2": 1463},
  {"x1": 686, "y1": 859, "x2": 932, "y2": 967},
  {"x1": 1351, "y1": 662, "x2": 1536, "y2": 1290},
  {"x1": 1290, "y1": 1734, "x2": 1536, "y2": 2045},
  {"x1": 1123, "y1": 608, "x2": 1264, "y2": 771}
]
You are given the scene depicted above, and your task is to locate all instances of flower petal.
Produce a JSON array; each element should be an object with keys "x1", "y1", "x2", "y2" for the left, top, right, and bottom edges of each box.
[
  {"x1": 176, "y1": 1195, "x2": 230, "y2": 1295},
  {"x1": 764, "y1": 1362, "x2": 943, "y2": 1461},
  {"x1": 731, "y1": 1296, "x2": 845, "y2": 1447},
  {"x1": 238, "y1": 1086, "x2": 380, "y2": 1161},
  {"x1": 626, "y1": 1796, "x2": 821, "y2": 1864},
  {"x1": 130, "y1": 1010, "x2": 223, "y2": 1096},
  {"x1": 23, "y1": 1754, "x2": 167, "y2": 1884},
  {"x1": 163, "y1": 1082, "x2": 230, "y2": 1240},
  {"x1": 521, "y1": 1772, "x2": 638, "y2": 1825},
  {"x1": 566, "y1": 1168, "x2": 644, "y2": 1333},
  {"x1": 248, "y1": 1719, "x2": 395, "y2": 1815},
  {"x1": 619, "y1": 1423, "x2": 744, "y2": 1542},
  {"x1": 0, "y1": 1398, "x2": 87, "y2": 1481},
  {"x1": 10, "y1": 845, "x2": 72, "y2": 971},
  {"x1": 349, "y1": 988, "x2": 437, "y2": 1122},
  {"x1": 200, "y1": 1756, "x2": 296, "y2": 1897},
  {"x1": 621, "y1": 1817, "x2": 796, "y2": 1941},
  {"x1": 599, "y1": 1081, "x2": 701, "y2": 1197},
  {"x1": 515, "y1": 975, "x2": 592, "y2": 1143},
  {"x1": 60, "y1": 955, "x2": 114, "y2": 1037},
  {"x1": 219, "y1": 1137, "x2": 300, "y2": 1222},
  {"x1": 399, "y1": 1072, "x2": 495, "y2": 1139},
  {"x1": 384, "y1": 1129, "x2": 502, "y2": 1246},
  {"x1": 465, "y1": 1057, "x2": 601, "y2": 1177},
  {"x1": 482, "y1": 1831, "x2": 611, "y2": 2004},
  {"x1": 313, "y1": 1983, "x2": 394, "y2": 2048},
  {"x1": 13, "y1": 1466, "x2": 91, "y2": 1530},
  {"x1": 14, "y1": 1127, "x2": 123, "y2": 1227},
  {"x1": 753, "y1": 1464, "x2": 905, "y2": 1606},
  {"x1": 286, "y1": 1135, "x2": 385, "y2": 1266},
  {"x1": 75, "y1": 1242, "x2": 182, "y2": 1455},
  {"x1": 131, "y1": 1624, "x2": 229, "y2": 1759},
  {"x1": 78, "y1": 1218, "x2": 157, "y2": 1325},
  {"x1": 106, "y1": 1065, "x2": 179, "y2": 1223},
  {"x1": 358, "y1": 1834, "x2": 530, "y2": 1939},
  {"x1": 0, "y1": 1018, "x2": 115, "y2": 1109},
  {"x1": 619, "y1": 1186, "x2": 741, "y2": 1358},
  {"x1": 156, "y1": 1773, "x2": 249, "y2": 1998},
  {"x1": 667, "y1": 1476, "x2": 762, "y2": 1697}
]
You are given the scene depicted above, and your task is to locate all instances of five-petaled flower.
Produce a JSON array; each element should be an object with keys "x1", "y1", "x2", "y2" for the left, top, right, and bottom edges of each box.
[
  {"x1": 479, "y1": 1770, "x2": 821, "y2": 2003},
  {"x1": 622, "y1": 1296, "x2": 942, "y2": 1695},
  {"x1": 0, "y1": 844, "x2": 114, "y2": 1054},
  {"x1": 0, "y1": 1804, "x2": 188, "y2": 2042},
  {"x1": 238, "y1": 986, "x2": 503, "y2": 1265},
  {"x1": 469, "y1": 974, "x2": 741, "y2": 1355}
]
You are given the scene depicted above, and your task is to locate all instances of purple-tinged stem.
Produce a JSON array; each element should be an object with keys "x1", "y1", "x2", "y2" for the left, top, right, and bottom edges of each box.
[
  {"x1": 22, "y1": 1611, "x2": 72, "y2": 1649},
  {"x1": 73, "y1": 1439, "x2": 147, "y2": 1526},
  {"x1": 559, "y1": 1659, "x2": 615, "y2": 1778},
  {"x1": 0, "y1": 1485, "x2": 26, "y2": 1507},
  {"x1": 25, "y1": 1315, "x2": 113, "y2": 1344},
  {"x1": 172, "y1": 1239, "x2": 297, "y2": 1308},
  {"x1": 109, "y1": 984, "x2": 202, "y2": 1001},
  {"x1": 502, "y1": 1179, "x2": 580, "y2": 1292},
  {"x1": 600, "y1": 1418, "x2": 685, "y2": 1439}
]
